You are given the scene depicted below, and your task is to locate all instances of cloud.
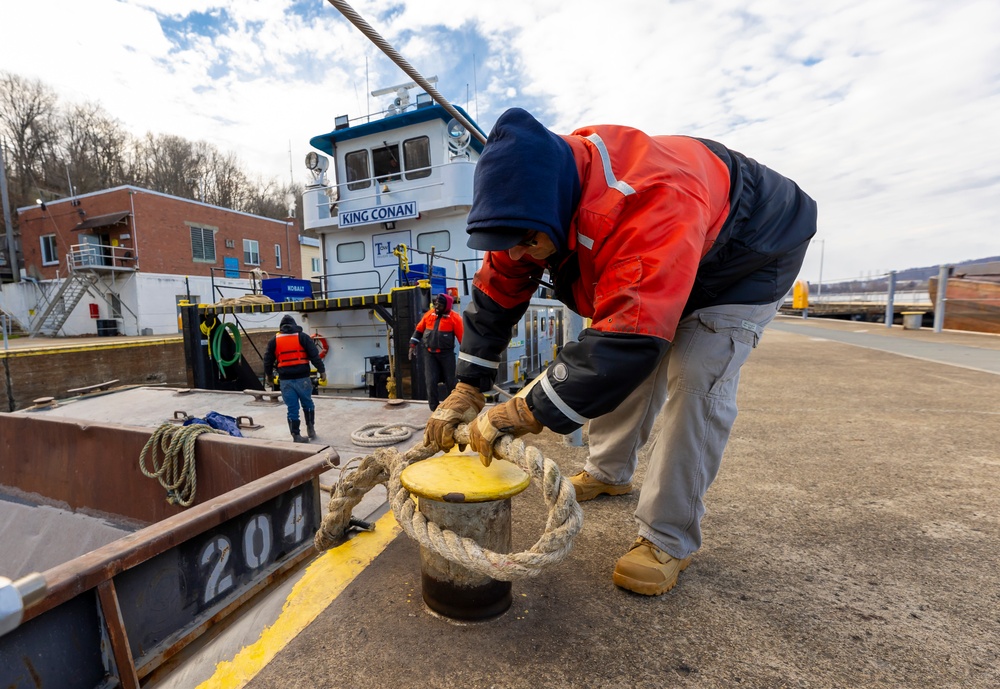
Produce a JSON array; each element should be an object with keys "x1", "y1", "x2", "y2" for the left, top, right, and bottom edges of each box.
[{"x1": 1, "y1": 0, "x2": 998, "y2": 279}]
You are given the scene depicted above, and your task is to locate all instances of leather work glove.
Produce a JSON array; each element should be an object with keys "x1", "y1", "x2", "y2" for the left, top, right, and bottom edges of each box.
[
  {"x1": 468, "y1": 397, "x2": 543, "y2": 467},
  {"x1": 408, "y1": 344, "x2": 417, "y2": 361},
  {"x1": 424, "y1": 382, "x2": 485, "y2": 452},
  {"x1": 318, "y1": 373, "x2": 327, "y2": 386}
]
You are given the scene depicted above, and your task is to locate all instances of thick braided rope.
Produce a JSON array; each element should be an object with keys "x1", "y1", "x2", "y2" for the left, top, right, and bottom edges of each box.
[
  {"x1": 350, "y1": 422, "x2": 426, "y2": 447},
  {"x1": 138, "y1": 423, "x2": 227, "y2": 507},
  {"x1": 314, "y1": 425, "x2": 584, "y2": 581}
]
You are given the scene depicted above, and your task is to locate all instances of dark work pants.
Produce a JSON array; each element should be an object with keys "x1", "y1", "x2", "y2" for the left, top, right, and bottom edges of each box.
[{"x1": 423, "y1": 349, "x2": 457, "y2": 411}]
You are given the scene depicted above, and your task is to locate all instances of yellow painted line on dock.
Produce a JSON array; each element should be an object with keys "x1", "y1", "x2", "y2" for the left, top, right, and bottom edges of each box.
[{"x1": 197, "y1": 511, "x2": 402, "y2": 689}]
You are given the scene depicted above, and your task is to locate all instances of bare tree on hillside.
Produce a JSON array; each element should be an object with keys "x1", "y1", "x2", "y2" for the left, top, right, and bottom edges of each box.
[
  {"x1": 194, "y1": 143, "x2": 252, "y2": 210},
  {"x1": 137, "y1": 132, "x2": 205, "y2": 199},
  {"x1": 2, "y1": 69, "x2": 301, "y2": 222},
  {"x1": 64, "y1": 102, "x2": 132, "y2": 191},
  {"x1": 0, "y1": 72, "x2": 60, "y2": 205},
  {"x1": 244, "y1": 178, "x2": 301, "y2": 220}
]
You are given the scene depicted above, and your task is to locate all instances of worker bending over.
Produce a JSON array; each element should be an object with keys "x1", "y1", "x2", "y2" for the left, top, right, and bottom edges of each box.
[{"x1": 426, "y1": 108, "x2": 816, "y2": 596}]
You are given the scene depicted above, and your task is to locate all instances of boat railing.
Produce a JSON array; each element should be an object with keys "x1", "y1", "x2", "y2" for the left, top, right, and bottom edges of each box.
[
  {"x1": 208, "y1": 266, "x2": 301, "y2": 304},
  {"x1": 313, "y1": 270, "x2": 385, "y2": 298}
]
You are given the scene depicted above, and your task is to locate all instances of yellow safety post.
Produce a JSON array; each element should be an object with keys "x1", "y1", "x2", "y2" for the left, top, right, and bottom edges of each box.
[{"x1": 792, "y1": 280, "x2": 809, "y2": 309}]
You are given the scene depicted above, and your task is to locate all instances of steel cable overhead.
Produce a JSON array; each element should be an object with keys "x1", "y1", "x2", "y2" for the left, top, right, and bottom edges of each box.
[{"x1": 326, "y1": 0, "x2": 488, "y2": 146}]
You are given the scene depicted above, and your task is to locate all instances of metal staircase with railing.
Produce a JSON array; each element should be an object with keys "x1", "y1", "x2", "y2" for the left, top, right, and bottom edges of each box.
[
  {"x1": 28, "y1": 273, "x2": 100, "y2": 337},
  {"x1": 28, "y1": 243, "x2": 137, "y2": 337}
]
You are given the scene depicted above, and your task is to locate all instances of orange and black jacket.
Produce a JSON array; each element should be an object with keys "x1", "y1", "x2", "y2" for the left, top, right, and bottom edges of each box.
[
  {"x1": 411, "y1": 307, "x2": 464, "y2": 353},
  {"x1": 457, "y1": 108, "x2": 817, "y2": 432}
]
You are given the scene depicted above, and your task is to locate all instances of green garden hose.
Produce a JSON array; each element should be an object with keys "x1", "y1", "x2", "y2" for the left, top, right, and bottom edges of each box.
[{"x1": 211, "y1": 321, "x2": 242, "y2": 375}]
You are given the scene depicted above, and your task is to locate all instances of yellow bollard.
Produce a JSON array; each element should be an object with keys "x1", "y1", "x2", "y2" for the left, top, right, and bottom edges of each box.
[{"x1": 400, "y1": 448, "x2": 530, "y2": 620}]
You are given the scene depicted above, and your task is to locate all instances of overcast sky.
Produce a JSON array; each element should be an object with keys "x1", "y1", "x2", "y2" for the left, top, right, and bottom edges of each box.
[{"x1": 2, "y1": 0, "x2": 997, "y2": 282}]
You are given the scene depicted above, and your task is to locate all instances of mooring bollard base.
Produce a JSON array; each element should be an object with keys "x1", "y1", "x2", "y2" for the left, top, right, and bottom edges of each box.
[
  {"x1": 401, "y1": 452, "x2": 529, "y2": 621},
  {"x1": 421, "y1": 572, "x2": 512, "y2": 621}
]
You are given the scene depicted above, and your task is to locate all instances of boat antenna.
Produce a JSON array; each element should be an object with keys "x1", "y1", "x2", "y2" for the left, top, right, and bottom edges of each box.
[
  {"x1": 473, "y1": 52, "x2": 479, "y2": 121},
  {"x1": 326, "y1": 0, "x2": 487, "y2": 145}
]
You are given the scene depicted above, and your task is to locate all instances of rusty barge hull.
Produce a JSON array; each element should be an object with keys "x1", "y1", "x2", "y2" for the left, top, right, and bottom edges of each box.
[{"x1": 0, "y1": 412, "x2": 335, "y2": 689}]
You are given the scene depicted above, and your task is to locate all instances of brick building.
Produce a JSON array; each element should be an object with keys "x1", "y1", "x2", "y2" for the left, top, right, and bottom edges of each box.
[
  {"x1": 3, "y1": 186, "x2": 305, "y2": 337},
  {"x1": 17, "y1": 186, "x2": 300, "y2": 280}
]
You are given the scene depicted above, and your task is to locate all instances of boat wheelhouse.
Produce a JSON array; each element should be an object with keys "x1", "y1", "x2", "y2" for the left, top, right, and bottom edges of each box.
[{"x1": 300, "y1": 83, "x2": 565, "y2": 395}]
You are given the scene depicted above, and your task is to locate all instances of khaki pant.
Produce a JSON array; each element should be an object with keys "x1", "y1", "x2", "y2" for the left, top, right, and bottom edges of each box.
[{"x1": 584, "y1": 300, "x2": 782, "y2": 558}]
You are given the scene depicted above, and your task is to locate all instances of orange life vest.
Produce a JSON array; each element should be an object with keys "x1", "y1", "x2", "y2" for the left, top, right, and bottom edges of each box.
[{"x1": 275, "y1": 332, "x2": 308, "y2": 367}]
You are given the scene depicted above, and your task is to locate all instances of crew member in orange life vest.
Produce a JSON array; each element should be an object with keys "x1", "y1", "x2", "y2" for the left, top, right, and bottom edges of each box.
[
  {"x1": 263, "y1": 315, "x2": 326, "y2": 443},
  {"x1": 409, "y1": 293, "x2": 464, "y2": 411}
]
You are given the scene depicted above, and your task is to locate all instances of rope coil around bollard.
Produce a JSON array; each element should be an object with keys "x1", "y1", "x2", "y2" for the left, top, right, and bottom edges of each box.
[
  {"x1": 138, "y1": 423, "x2": 229, "y2": 507},
  {"x1": 315, "y1": 424, "x2": 584, "y2": 581}
]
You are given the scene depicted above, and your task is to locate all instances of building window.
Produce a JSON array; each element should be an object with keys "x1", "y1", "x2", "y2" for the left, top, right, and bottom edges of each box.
[
  {"x1": 243, "y1": 239, "x2": 260, "y2": 265},
  {"x1": 190, "y1": 226, "x2": 216, "y2": 262},
  {"x1": 416, "y1": 230, "x2": 450, "y2": 254},
  {"x1": 274, "y1": 243, "x2": 282, "y2": 269},
  {"x1": 110, "y1": 294, "x2": 123, "y2": 319},
  {"x1": 336, "y1": 241, "x2": 364, "y2": 263},
  {"x1": 345, "y1": 150, "x2": 371, "y2": 190},
  {"x1": 403, "y1": 136, "x2": 431, "y2": 180},
  {"x1": 311, "y1": 257, "x2": 322, "y2": 275},
  {"x1": 41, "y1": 234, "x2": 58, "y2": 265},
  {"x1": 372, "y1": 143, "x2": 401, "y2": 182}
]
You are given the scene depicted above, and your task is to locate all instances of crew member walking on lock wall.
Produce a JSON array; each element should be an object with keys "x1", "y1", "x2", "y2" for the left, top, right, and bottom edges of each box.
[
  {"x1": 409, "y1": 293, "x2": 464, "y2": 411},
  {"x1": 264, "y1": 314, "x2": 326, "y2": 443}
]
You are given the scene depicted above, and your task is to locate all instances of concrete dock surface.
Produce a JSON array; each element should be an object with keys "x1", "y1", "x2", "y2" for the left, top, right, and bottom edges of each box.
[
  {"x1": 9, "y1": 316, "x2": 999, "y2": 688},
  {"x1": 239, "y1": 316, "x2": 999, "y2": 689}
]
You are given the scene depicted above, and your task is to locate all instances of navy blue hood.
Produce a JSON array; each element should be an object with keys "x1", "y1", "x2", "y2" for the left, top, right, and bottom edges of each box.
[
  {"x1": 279, "y1": 315, "x2": 301, "y2": 334},
  {"x1": 466, "y1": 108, "x2": 580, "y2": 254}
]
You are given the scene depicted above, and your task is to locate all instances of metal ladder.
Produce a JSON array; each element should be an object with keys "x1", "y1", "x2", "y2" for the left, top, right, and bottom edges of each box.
[{"x1": 28, "y1": 273, "x2": 99, "y2": 337}]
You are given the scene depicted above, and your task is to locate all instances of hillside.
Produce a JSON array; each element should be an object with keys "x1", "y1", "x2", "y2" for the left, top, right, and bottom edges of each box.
[{"x1": 821, "y1": 255, "x2": 1000, "y2": 294}]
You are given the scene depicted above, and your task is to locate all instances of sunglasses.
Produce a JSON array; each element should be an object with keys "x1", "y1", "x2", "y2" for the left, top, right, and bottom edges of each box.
[{"x1": 516, "y1": 233, "x2": 539, "y2": 248}]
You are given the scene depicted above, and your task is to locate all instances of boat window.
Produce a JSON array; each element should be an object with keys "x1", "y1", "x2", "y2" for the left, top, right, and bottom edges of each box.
[
  {"x1": 337, "y1": 241, "x2": 365, "y2": 263},
  {"x1": 403, "y1": 136, "x2": 431, "y2": 180},
  {"x1": 345, "y1": 150, "x2": 371, "y2": 190},
  {"x1": 416, "y1": 230, "x2": 450, "y2": 254},
  {"x1": 372, "y1": 143, "x2": 401, "y2": 182}
]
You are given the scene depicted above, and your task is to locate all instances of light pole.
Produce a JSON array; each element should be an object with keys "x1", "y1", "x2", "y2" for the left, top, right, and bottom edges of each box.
[
  {"x1": 0, "y1": 142, "x2": 17, "y2": 283},
  {"x1": 816, "y1": 239, "x2": 825, "y2": 303}
]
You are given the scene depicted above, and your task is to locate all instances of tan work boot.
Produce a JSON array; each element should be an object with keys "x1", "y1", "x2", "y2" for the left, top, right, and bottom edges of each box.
[
  {"x1": 613, "y1": 538, "x2": 692, "y2": 596},
  {"x1": 569, "y1": 471, "x2": 633, "y2": 502}
]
